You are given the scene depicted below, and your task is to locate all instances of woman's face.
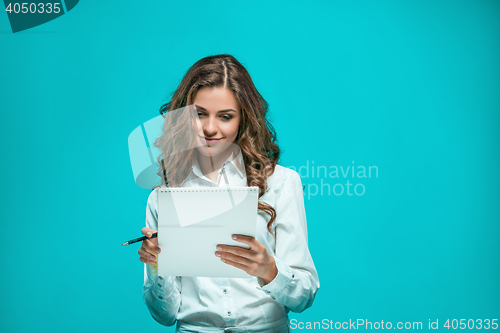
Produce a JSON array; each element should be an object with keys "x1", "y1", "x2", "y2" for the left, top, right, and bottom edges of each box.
[{"x1": 193, "y1": 87, "x2": 241, "y2": 157}]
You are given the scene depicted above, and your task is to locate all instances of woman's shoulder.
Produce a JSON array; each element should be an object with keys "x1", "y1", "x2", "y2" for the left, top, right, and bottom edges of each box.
[
  {"x1": 270, "y1": 164, "x2": 301, "y2": 182},
  {"x1": 266, "y1": 164, "x2": 303, "y2": 196},
  {"x1": 146, "y1": 186, "x2": 168, "y2": 207}
]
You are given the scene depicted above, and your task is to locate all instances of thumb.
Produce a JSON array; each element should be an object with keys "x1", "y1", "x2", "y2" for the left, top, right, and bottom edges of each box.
[{"x1": 141, "y1": 227, "x2": 157, "y2": 238}]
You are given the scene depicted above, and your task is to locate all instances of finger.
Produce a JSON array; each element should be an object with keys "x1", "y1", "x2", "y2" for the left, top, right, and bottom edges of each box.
[
  {"x1": 230, "y1": 234, "x2": 259, "y2": 249},
  {"x1": 141, "y1": 227, "x2": 158, "y2": 238},
  {"x1": 141, "y1": 228, "x2": 159, "y2": 247},
  {"x1": 216, "y1": 244, "x2": 255, "y2": 260},
  {"x1": 138, "y1": 253, "x2": 157, "y2": 265},
  {"x1": 221, "y1": 257, "x2": 251, "y2": 274},
  {"x1": 216, "y1": 251, "x2": 254, "y2": 267},
  {"x1": 143, "y1": 239, "x2": 161, "y2": 254},
  {"x1": 138, "y1": 247, "x2": 159, "y2": 261}
]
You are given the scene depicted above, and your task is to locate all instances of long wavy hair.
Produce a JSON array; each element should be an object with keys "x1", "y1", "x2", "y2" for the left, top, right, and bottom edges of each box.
[{"x1": 153, "y1": 54, "x2": 280, "y2": 238}]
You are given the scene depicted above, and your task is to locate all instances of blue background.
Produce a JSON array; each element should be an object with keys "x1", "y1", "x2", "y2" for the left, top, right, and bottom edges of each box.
[{"x1": 1, "y1": 0, "x2": 499, "y2": 331}]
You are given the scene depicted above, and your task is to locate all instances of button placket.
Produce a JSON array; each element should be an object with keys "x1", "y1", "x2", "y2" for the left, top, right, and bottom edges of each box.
[{"x1": 217, "y1": 279, "x2": 235, "y2": 326}]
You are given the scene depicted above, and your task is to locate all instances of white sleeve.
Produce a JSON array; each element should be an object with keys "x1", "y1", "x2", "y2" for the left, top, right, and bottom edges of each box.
[
  {"x1": 256, "y1": 171, "x2": 320, "y2": 313},
  {"x1": 142, "y1": 188, "x2": 182, "y2": 326}
]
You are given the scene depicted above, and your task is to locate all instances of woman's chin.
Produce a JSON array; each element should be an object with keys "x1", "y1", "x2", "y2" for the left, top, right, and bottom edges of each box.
[
  {"x1": 195, "y1": 145, "x2": 222, "y2": 157},
  {"x1": 195, "y1": 142, "x2": 233, "y2": 157}
]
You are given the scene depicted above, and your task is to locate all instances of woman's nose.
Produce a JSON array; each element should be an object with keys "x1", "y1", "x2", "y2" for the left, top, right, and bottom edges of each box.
[{"x1": 202, "y1": 117, "x2": 218, "y2": 136}]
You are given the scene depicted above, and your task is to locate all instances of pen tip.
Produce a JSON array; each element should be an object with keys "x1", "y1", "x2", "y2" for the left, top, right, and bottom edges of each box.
[{"x1": 122, "y1": 242, "x2": 128, "y2": 246}]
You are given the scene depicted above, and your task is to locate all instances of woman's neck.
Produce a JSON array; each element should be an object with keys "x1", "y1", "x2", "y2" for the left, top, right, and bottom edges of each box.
[{"x1": 197, "y1": 147, "x2": 234, "y2": 181}]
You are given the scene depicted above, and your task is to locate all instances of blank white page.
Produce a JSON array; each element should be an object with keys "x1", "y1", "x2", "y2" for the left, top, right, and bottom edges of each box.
[{"x1": 157, "y1": 187, "x2": 258, "y2": 278}]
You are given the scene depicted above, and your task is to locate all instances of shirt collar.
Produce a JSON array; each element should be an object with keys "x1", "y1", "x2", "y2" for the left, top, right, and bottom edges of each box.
[{"x1": 181, "y1": 148, "x2": 246, "y2": 187}]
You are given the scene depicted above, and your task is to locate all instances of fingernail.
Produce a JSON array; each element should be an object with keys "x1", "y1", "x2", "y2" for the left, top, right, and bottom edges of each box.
[
  {"x1": 147, "y1": 232, "x2": 151, "y2": 236},
  {"x1": 232, "y1": 235, "x2": 237, "y2": 239},
  {"x1": 215, "y1": 252, "x2": 221, "y2": 257},
  {"x1": 150, "y1": 255, "x2": 155, "y2": 260},
  {"x1": 221, "y1": 258, "x2": 226, "y2": 262}
]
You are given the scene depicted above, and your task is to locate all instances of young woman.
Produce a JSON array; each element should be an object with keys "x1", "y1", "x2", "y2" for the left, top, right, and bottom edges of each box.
[{"x1": 138, "y1": 54, "x2": 319, "y2": 333}]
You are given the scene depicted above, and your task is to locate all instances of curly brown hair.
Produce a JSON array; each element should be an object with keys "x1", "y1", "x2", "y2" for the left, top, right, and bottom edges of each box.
[{"x1": 153, "y1": 54, "x2": 280, "y2": 238}]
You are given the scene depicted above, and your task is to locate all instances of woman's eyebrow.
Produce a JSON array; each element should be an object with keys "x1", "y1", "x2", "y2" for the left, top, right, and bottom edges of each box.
[{"x1": 195, "y1": 104, "x2": 236, "y2": 113}]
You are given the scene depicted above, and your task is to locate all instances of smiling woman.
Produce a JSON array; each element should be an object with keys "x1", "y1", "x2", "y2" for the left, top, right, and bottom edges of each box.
[
  {"x1": 137, "y1": 54, "x2": 320, "y2": 333},
  {"x1": 192, "y1": 87, "x2": 242, "y2": 183}
]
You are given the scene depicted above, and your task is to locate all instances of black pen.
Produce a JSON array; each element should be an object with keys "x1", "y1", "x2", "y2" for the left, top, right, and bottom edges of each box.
[{"x1": 121, "y1": 232, "x2": 157, "y2": 246}]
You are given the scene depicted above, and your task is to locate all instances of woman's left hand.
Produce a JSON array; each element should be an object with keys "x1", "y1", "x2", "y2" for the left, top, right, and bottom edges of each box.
[{"x1": 215, "y1": 234, "x2": 278, "y2": 285}]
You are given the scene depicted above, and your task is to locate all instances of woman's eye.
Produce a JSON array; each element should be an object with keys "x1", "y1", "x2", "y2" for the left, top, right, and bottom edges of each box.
[{"x1": 196, "y1": 111, "x2": 231, "y2": 120}]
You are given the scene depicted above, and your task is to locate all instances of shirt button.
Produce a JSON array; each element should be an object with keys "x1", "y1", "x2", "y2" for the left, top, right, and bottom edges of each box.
[
  {"x1": 225, "y1": 330, "x2": 232, "y2": 333},
  {"x1": 227, "y1": 311, "x2": 231, "y2": 316},
  {"x1": 158, "y1": 283, "x2": 162, "y2": 287},
  {"x1": 158, "y1": 295, "x2": 163, "y2": 300},
  {"x1": 272, "y1": 296, "x2": 276, "y2": 300},
  {"x1": 223, "y1": 288, "x2": 227, "y2": 294},
  {"x1": 292, "y1": 274, "x2": 295, "y2": 278},
  {"x1": 159, "y1": 276, "x2": 163, "y2": 280}
]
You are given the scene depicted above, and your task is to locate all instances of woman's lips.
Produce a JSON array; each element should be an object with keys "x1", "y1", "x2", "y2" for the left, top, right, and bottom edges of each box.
[{"x1": 200, "y1": 136, "x2": 222, "y2": 144}]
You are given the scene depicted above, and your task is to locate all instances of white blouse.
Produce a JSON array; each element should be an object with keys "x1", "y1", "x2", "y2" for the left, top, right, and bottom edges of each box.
[{"x1": 142, "y1": 151, "x2": 320, "y2": 333}]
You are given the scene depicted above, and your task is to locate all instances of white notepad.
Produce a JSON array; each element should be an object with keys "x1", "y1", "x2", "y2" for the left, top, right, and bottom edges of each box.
[{"x1": 157, "y1": 186, "x2": 259, "y2": 278}]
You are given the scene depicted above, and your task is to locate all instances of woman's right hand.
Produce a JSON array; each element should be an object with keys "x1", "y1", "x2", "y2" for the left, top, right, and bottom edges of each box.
[{"x1": 138, "y1": 227, "x2": 161, "y2": 265}]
